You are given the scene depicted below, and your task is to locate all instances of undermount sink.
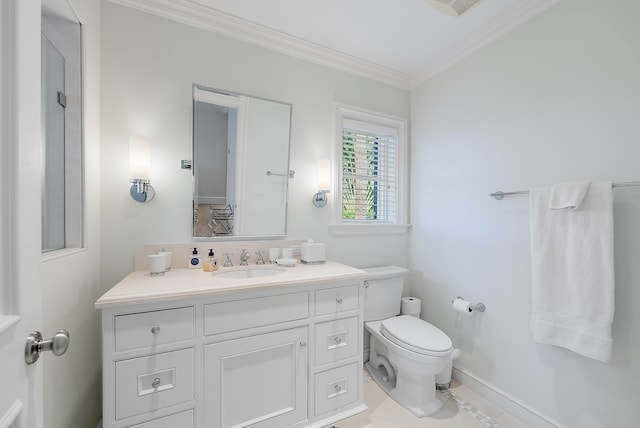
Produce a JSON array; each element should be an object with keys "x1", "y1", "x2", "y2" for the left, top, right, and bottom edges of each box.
[{"x1": 212, "y1": 266, "x2": 287, "y2": 279}]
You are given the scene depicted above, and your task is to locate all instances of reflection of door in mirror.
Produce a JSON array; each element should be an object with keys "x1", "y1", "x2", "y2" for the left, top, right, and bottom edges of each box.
[
  {"x1": 193, "y1": 88, "x2": 246, "y2": 237},
  {"x1": 193, "y1": 100, "x2": 239, "y2": 236},
  {"x1": 192, "y1": 86, "x2": 292, "y2": 238}
]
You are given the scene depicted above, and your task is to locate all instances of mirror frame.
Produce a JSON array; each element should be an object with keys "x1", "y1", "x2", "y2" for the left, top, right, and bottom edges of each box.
[{"x1": 191, "y1": 84, "x2": 293, "y2": 241}]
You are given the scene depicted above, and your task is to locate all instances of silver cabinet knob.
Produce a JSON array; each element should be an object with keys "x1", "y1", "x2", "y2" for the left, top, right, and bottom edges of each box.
[
  {"x1": 25, "y1": 329, "x2": 70, "y2": 365},
  {"x1": 152, "y1": 377, "x2": 161, "y2": 388},
  {"x1": 151, "y1": 325, "x2": 161, "y2": 334},
  {"x1": 336, "y1": 297, "x2": 343, "y2": 304}
]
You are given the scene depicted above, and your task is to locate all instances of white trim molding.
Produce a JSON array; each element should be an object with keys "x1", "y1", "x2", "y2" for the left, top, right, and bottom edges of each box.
[
  {"x1": 108, "y1": 0, "x2": 410, "y2": 88},
  {"x1": 452, "y1": 365, "x2": 565, "y2": 428},
  {"x1": 0, "y1": 400, "x2": 23, "y2": 428},
  {"x1": 410, "y1": 0, "x2": 560, "y2": 87},
  {"x1": 109, "y1": 0, "x2": 559, "y2": 89},
  {"x1": 329, "y1": 223, "x2": 411, "y2": 236},
  {"x1": 0, "y1": 315, "x2": 20, "y2": 335}
]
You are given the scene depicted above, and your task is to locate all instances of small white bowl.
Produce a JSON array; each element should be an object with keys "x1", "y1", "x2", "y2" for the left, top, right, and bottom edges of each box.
[{"x1": 276, "y1": 258, "x2": 297, "y2": 267}]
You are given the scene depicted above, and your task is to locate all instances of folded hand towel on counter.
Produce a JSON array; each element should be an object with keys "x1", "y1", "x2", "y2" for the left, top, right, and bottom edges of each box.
[
  {"x1": 548, "y1": 181, "x2": 591, "y2": 210},
  {"x1": 529, "y1": 181, "x2": 614, "y2": 362}
]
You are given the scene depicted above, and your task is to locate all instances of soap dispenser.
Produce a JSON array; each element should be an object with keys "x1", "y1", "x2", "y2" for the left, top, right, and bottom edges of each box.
[
  {"x1": 202, "y1": 249, "x2": 219, "y2": 272},
  {"x1": 188, "y1": 247, "x2": 201, "y2": 269}
]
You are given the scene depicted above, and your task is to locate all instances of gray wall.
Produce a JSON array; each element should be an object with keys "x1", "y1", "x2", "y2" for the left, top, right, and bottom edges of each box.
[
  {"x1": 409, "y1": 0, "x2": 640, "y2": 426},
  {"x1": 100, "y1": 3, "x2": 410, "y2": 292}
]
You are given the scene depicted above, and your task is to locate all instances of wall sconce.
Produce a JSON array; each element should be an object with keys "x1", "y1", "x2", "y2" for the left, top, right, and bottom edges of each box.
[
  {"x1": 313, "y1": 158, "x2": 331, "y2": 208},
  {"x1": 129, "y1": 136, "x2": 155, "y2": 202}
]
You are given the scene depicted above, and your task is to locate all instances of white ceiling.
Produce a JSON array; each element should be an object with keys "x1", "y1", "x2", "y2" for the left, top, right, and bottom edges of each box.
[{"x1": 111, "y1": 0, "x2": 559, "y2": 88}]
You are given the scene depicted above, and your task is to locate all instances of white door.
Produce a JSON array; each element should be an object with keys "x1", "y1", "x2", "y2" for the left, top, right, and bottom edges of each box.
[{"x1": 0, "y1": 1, "x2": 45, "y2": 427}]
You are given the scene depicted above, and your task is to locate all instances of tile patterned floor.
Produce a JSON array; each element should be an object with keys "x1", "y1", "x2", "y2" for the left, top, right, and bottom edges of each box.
[{"x1": 334, "y1": 370, "x2": 530, "y2": 428}]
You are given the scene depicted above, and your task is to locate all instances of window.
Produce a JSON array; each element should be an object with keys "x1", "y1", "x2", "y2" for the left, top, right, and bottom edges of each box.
[
  {"x1": 332, "y1": 105, "x2": 408, "y2": 235},
  {"x1": 41, "y1": 11, "x2": 83, "y2": 253}
]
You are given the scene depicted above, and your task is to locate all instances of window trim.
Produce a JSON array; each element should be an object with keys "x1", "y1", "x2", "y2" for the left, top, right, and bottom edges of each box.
[
  {"x1": 331, "y1": 104, "x2": 410, "y2": 235},
  {"x1": 41, "y1": 13, "x2": 85, "y2": 254}
]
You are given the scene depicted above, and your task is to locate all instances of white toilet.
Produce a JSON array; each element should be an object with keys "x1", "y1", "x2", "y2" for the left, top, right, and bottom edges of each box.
[{"x1": 362, "y1": 266, "x2": 453, "y2": 417}]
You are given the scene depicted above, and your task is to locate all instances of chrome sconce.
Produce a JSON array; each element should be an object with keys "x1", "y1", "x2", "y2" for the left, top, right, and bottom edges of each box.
[
  {"x1": 129, "y1": 136, "x2": 155, "y2": 202},
  {"x1": 313, "y1": 158, "x2": 331, "y2": 208}
]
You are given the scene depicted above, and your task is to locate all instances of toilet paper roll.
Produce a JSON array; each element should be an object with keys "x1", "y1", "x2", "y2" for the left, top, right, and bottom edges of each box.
[
  {"x1": 452, "y1": 298, "x2": 474, "y2": 316},
  {"x1": 401, "y1": 297, "x2": 421, "y2": 317}
]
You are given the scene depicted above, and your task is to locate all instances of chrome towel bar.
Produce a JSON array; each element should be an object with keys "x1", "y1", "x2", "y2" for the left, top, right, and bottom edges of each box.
[{"x1": 489, "y1": 181, "x2": 640, "y2": 200}]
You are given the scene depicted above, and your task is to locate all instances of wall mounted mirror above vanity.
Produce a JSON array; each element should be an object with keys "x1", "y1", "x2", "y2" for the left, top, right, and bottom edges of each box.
[{"x1": 192, "y1": 85, "x2": 293, "y2": 239}]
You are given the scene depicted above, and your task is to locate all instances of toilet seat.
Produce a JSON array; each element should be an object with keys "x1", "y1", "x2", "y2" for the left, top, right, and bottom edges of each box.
[{"x1": 380, "y1": 315, "x2": 452, "y2": 357}]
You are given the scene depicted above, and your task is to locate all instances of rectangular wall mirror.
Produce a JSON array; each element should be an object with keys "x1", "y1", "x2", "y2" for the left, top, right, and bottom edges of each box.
[{"x1": 192, "y1": 85, "x2": 293, "y2": 238}]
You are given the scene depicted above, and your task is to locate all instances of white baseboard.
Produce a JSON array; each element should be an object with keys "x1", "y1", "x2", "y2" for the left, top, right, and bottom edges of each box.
[{"x1": 452, "y1": 365, "x2": 565, "y2": 428}]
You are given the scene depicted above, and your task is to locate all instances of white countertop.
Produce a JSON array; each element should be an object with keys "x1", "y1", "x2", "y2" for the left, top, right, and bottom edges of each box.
[{"x1": 95, "y1": 260, "x2": 366, "y2": 309}]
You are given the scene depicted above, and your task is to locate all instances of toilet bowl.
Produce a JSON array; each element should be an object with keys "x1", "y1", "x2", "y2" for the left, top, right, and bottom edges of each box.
[{"x1": 362, "y1": 266, "x2": 453, "y2": 417}]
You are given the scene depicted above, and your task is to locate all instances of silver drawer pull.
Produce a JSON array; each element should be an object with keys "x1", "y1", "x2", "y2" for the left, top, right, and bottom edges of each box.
[
  {"x1": 336, "y1": 297, "x2": 343, "y2": 304},
  {"x1": 334, "y1": 337, "x2": 342, "y2": 343},
  {"x1": 152, "y1": 377, "x2": 161, "y2": 388},
  {"x1": 150, "y1": 325, "x2": 161, "y2": 334}
]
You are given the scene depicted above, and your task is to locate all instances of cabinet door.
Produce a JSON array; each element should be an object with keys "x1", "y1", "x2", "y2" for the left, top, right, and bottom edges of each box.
[{"x1": 204, "y1": 327, "x2": 308, "y2": 428}]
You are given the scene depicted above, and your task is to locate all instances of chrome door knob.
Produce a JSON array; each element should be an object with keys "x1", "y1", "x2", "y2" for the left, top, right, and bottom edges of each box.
[{"x1": 25, "y1": 329, "x2": 70, "y2": 365}]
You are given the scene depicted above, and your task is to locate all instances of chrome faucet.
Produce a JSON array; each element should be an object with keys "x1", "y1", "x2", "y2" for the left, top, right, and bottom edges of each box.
[
  {"x1": 240, "y1": 249, "x2": 251, "y2": 266},
  {"x1": 223, "y1": 252, "x2": 233, "y2": 267},
  {"x1": 255, "y1": 251, "x2": 265, "y2": 265}
]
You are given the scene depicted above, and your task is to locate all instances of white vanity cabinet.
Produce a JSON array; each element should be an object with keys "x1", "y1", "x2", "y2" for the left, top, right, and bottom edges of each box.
[{"x1": 98, "y1": 266, "x2": 367, "y2": 428}]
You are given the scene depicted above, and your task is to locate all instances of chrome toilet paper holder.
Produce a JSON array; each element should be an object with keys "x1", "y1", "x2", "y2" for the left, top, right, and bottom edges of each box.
[{"x1": 452, "y1": 296, "x2": 486, "y2": 312}]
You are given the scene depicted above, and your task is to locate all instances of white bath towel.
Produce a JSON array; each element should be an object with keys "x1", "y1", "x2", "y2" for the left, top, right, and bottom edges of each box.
[
  {"x1": 549, "y1": 181, "x2": 591, "y2": 210},
  {"x1": 529, "y1": 181, "x2": 614, "y2": 362}
]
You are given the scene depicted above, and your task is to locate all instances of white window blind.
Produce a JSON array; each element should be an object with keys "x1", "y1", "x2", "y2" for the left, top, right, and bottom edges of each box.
[{"x1": 341, "y1": 120, "x2": 398, "y2": 223}]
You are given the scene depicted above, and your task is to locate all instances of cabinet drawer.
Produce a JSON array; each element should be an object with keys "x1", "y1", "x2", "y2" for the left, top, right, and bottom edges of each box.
[
  {"x1": 315, "y1": 316, "x2": 359, "y2": 366},
  {"x1": 115, "y1": 307, "x2": 194, "y2": 352},
  {"x1": 314, "y1": 362, "x2": 359, "y2": 416},
  {"x1": 127, "y1": 409, "x2": 193, "y2": 428},
  {"x1": 315, "y1": 285, "x2": 359, "y2": 316},
  {"x1": 115, "y1": 348, "x2": 194, "y2": 420},
  {"x1": 204, "y1": 292, "x2": 308, "y2": 336}
]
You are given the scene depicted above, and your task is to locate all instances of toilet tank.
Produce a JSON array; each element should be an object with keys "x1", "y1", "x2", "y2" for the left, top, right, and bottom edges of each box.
[{"x1": 362, "y1": 266, "x2": 410, "y2": 322}]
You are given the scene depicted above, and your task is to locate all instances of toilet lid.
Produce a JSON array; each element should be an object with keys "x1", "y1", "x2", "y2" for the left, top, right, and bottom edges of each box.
[{"x1": 380, "y1": 315, "x2": 452, "y2": 356}]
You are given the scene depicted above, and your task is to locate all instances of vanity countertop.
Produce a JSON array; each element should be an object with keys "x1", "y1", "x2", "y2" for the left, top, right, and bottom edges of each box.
[{"x1": 95, "y1": 260, "x2": 366, "y2": 309}]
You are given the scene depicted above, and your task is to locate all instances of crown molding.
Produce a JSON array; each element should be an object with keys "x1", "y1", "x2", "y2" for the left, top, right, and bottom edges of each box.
[
  {"x1": 109, "y1": 0, "x2": 559, "y2": 90},
  {"x1": 109, "y1": 0, "x2": 411, "y2": 88},
  {"x1": 409, "y1": 0, "x2": 560, "y2": 88}
]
